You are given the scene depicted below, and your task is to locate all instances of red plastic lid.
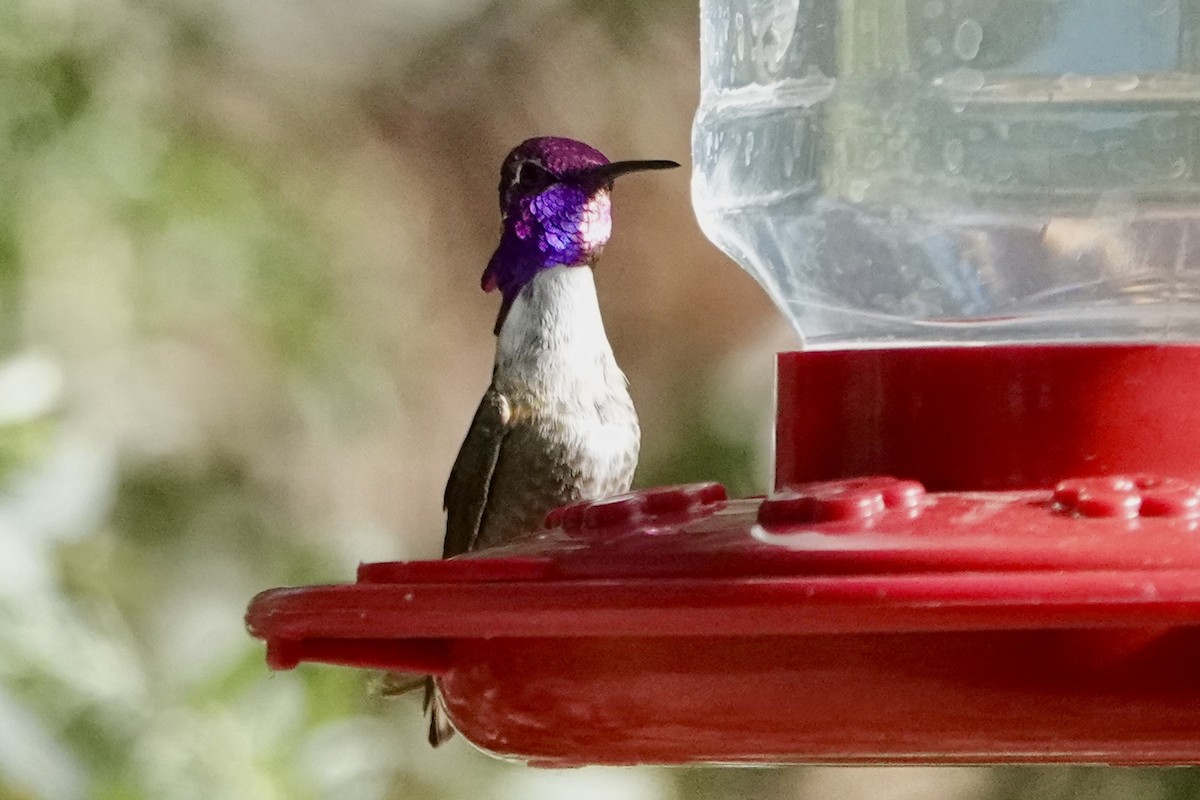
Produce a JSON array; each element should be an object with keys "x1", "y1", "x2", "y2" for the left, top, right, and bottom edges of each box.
[
  {"x1": 245, "y1": 346, "x2": 1200, "y2": 766},
  {"x1": 777, "y1": 344, "x2": 1200, "y2": 491}
]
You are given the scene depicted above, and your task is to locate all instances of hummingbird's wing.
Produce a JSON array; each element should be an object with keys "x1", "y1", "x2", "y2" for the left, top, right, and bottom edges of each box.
[
  {"x1": 429, "y1": 387, "x2": 512, "y2": 747},
  {"x1": 442, "y1": 387, "x2": 513, "y2": 558}
]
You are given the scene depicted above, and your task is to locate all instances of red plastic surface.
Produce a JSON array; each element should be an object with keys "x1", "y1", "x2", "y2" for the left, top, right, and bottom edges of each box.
[
  {"x1": 776, "y1": 345, "x2": 1200, "y2": 491},
  {"x1": 244, "y1": 346, "x2": 1200, "y2": 765}
]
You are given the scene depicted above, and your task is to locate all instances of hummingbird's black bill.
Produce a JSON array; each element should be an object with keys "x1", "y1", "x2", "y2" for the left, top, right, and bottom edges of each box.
[{"x1": 583, "y1": 159, "x2": 681, "y2": 183}]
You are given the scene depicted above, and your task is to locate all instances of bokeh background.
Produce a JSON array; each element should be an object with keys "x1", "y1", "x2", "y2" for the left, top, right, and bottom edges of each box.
[{"x1": 1, "y1": 0, "x2": 1199, "y2": 798}]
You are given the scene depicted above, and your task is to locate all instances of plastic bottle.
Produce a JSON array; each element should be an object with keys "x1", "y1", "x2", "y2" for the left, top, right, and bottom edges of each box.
[{"x1": 693, "y1": 0, "x2": 1200, "y2": 347}]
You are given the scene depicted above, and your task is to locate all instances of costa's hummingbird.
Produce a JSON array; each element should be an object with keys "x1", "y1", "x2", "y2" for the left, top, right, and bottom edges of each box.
[{"x1": 420, "y1": 137, "x2": 679, "y2": 745}]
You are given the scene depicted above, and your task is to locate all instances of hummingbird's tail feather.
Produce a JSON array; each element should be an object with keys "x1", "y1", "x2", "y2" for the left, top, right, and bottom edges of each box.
[
  {"x1": 371, "y1": 670, "x2": 427, "y2": 697},
  {"x1": 425, "y1": 677, "x2": 457, "y2": 746},
  {"x1": 374, "y1": 673, "x2": 457, "y2": 746}
]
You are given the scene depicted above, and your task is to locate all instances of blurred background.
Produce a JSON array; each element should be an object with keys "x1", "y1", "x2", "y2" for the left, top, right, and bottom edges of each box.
[{"x1": 1, "y1": 0, "x2": 1198, "y2": 798}]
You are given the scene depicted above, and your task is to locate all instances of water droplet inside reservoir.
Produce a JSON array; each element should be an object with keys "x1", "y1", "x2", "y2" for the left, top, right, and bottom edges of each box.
[{"x1": 953, "y1": 19, "x2": 982, "y2": 61}]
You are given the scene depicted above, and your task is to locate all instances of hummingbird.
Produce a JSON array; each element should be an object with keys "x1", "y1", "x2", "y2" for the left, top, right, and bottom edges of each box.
[{"x1": 415, "y1": 137, "x2": 679, "y2": 745}]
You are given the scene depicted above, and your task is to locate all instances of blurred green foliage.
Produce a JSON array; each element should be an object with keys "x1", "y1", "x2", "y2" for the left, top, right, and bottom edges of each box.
[{"x1": 1, "y1": 0, "x2": 1198, "y2": 799}]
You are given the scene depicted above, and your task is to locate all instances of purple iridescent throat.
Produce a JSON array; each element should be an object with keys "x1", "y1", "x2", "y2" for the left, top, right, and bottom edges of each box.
[{"x1": 482, "y1": 183, "x2": 612, "y2": 333}]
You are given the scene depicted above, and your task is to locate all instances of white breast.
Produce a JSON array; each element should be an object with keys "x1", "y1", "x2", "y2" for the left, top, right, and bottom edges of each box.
[
  {"x1": 496, "y1": 266, "x2": 622, "y2": 394},
  {"x1": 495, "y1": 266, "x2": 639, "y2": 492}
]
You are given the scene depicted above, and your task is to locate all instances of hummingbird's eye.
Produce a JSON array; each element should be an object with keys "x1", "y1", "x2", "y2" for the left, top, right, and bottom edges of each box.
[{"x1": 512, "y1": 161, "x2": 553, "y2": 196}]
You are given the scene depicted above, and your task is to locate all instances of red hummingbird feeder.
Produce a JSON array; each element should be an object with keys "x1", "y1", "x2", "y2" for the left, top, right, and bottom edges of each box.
[{"x1": 246, "y1": 1, "x2": 1200, "y2": 765}]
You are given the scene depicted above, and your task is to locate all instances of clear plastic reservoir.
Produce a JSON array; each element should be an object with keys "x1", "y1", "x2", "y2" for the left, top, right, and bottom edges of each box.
[{"x1": 692, "y1": 0, "x2": 1200, "y2": 347}]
